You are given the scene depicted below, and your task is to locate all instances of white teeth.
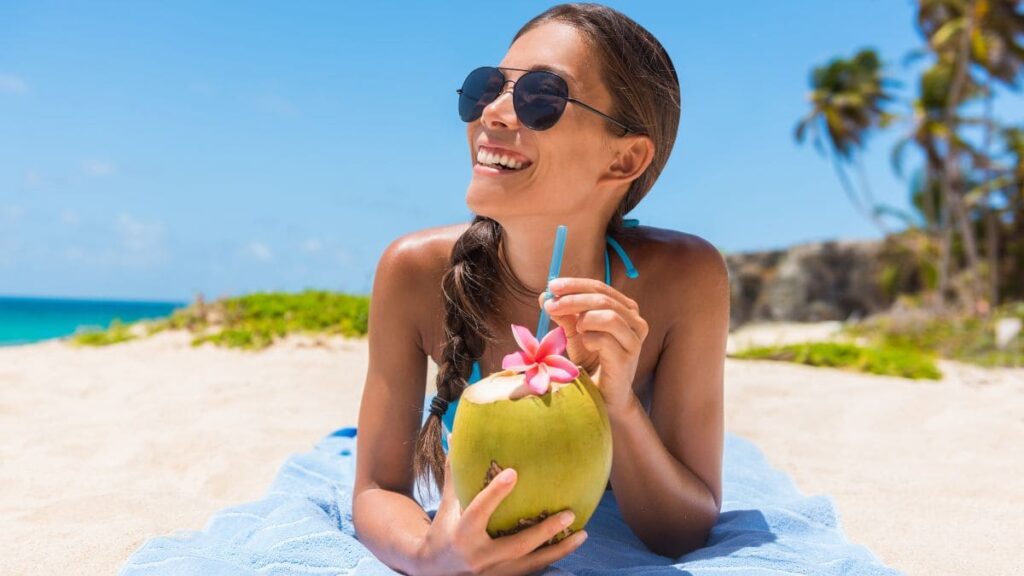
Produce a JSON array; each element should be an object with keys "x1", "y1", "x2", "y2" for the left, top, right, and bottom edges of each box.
[{"x1": 476, "y1": 148, "x2": 528, "y2": 170}]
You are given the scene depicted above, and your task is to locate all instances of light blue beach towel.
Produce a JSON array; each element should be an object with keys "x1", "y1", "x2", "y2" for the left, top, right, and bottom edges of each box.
[{"x1": 120, "y1": 397, "x2": 902, "y2": 575}]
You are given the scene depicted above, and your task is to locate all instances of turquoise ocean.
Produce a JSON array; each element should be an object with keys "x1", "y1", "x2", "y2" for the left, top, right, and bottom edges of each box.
[{"x1": 0, "y1": 296, "x2": 187, "y2": 347}]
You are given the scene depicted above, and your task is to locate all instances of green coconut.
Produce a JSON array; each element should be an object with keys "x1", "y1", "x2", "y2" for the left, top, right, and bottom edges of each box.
[{"x1": 448, "y1": 365, "x2": 613, "y2": 545}]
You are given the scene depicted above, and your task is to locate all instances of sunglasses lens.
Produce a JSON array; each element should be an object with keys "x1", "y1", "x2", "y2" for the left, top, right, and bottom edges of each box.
[
  {"x1": 459, "y1": 67, "x2": 504, "y2": 122},
  {"x1": 515, "y1": 71, "x2": 567, "y2": 131}
]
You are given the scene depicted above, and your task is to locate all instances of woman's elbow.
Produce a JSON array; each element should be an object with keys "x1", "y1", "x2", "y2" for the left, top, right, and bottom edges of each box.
[{"x1": 643, "y1": 507, "x2": 719, "y2": 558}]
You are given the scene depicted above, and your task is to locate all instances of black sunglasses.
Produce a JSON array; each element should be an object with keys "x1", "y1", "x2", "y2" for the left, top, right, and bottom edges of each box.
[{"x1": 456, "y1": 66, "x2": 638, "y2": 134}]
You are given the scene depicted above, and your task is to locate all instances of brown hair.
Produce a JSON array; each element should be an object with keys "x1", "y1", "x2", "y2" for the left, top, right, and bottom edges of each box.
[{"x1": 413, "y1": 2, "x2": 681, "y2": 502}]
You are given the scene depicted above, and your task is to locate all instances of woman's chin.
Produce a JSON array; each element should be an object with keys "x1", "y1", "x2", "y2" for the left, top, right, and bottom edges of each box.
[{"x1": 466, "y1": 183, "x2": 513, "y2": 213}]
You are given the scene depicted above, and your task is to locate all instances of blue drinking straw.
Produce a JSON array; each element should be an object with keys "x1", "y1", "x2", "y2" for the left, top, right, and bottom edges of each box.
[{"x1": 536, "y1": 225, "x2": 568, "y2": 339}]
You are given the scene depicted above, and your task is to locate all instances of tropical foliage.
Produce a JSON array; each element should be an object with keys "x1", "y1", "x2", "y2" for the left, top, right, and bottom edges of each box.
[
  {"x1": 73, "y1": 290, "x2": 370, "y2": 351},
  {"x1": 796, "y1": 0, "x2": 1024, "y2": 312}
]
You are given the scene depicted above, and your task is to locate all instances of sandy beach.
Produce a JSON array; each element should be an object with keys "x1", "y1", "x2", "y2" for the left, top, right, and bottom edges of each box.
[{"x1": 1, "y1": 326, "x2": 1021, "y2": 575}]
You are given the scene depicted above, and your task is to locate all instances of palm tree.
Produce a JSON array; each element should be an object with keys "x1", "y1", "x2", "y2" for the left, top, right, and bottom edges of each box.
[
  {"x1": 914, "y1": 0, "x2": 1024, "y2": 307},
  {"x1": 794, "y1": 48, "x2": 901, "y2": 232},
  {"x1": 889, "y1": 59, "x2": 990, "y2": 306},
  {"x1": 996, "y1": 126, "x2": 1024, "y2": 300},
  {"x1": 965, "y1": 0, "x2": 1024, "y2": 304}
]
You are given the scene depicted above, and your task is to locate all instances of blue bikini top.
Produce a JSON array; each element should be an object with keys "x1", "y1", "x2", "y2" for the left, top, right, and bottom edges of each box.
[{"x1": 439, "y1": 218, "x2": 640, "y2": 438}]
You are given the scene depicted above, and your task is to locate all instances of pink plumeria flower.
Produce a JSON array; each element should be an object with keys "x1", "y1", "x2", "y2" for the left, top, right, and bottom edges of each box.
[{"x1": 501, "y1": 324, "x2": 580, "y2": 395}]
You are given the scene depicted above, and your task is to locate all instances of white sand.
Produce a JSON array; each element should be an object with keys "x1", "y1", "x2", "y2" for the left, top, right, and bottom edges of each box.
[{"x1": 1, "y1": 326, "x2": 1021, "y2": 575}]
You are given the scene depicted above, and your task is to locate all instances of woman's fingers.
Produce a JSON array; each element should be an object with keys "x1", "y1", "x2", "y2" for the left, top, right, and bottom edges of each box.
[
  {"x1": 549, "y1": 277, "x2": 639, "y2": 313},
  {"x1": 545, "y1": 293, "x2": 647, "y2": 342},
  {"x1": 435, "y1": 455, "x2": 461, "y2": 521},
  {"x1": 460, "y1": 467, "x2": 519, "y2": 536},
  {"x1": 488, "y1": 529, "x2": 588, "y2": 576},
  {"x1": 578, "y1": 312, "x2": 644, "y2": 358},
  {"x1": 548, "y1": 304, "x2": 646, "y2": 359},
  {"x1": 491, "y1": 508, "x2": 578, "y2": 562}
]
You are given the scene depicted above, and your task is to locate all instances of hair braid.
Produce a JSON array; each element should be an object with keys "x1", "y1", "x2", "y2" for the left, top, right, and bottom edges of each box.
[{"x1": 413, "y1": 215, "x2": 526, "y2": 502}]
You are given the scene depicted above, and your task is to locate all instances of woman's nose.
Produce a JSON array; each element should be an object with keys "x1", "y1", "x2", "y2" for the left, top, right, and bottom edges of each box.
[{"x1": 480, "y1": 80, "x2": 519, "y2": 129}]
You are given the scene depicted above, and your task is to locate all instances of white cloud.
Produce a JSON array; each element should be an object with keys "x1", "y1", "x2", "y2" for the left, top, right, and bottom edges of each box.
[
  {"x1": 82, "y1": 158, "x2": 117, "y2": 176},
  {"x1": 301, "y1": 238, "x2": 322, "y2": 253},
  {"x1": 59, "y1": 210, "x2": 81, "y2": 227},
  {"x1": 1, "y1": 205, "x2": 25, "y2": 224},
  {"x1": 64, "y1": 245, "x2": 88, "y2": 262},
  {"x1": 336, "y1": 248, "x2": 355, "y2": 266},
  {"x1": 116, "y1": 212, "x2": 166, "y2": 255},
  {"x1": 248, "y1": 241, "x2": 273, "y2": 262},
  {"x1": 24, "y1": 169, "x2": 45, "y2": 189},
  {"x1": 0, "y1": 74, "x2": 29, "y2": 94}
]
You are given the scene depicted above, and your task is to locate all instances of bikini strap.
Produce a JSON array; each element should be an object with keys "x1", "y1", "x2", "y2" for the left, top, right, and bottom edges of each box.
[{"x1": 605, "y1": 238, "x2": 639, "y2": 280}]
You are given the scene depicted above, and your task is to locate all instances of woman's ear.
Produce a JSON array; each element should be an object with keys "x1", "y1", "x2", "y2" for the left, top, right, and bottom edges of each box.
[{"x1": 600, "y1": 134, "x2": 655, "y2": 187}]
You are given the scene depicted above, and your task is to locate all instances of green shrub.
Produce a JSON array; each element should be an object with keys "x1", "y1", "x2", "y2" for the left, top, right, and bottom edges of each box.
[
  {"x1": 184, "y1": 289, "x2": 371, "y2": 350},
  {"x1": 72, "y1": 319, "x2": 137, "y2": 347},
  {"x1": 845, "y1": 303, "x2": 1024, "y2": 368},
  {"x1": 731, "y1": 341, "x2": 942, "y2": 380},
  {"x1": 68, "y1": 289, "x2": 371, "y2": 350}
]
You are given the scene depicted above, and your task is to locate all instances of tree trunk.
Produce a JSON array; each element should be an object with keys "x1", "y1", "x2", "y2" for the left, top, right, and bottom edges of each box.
[
  {"x1": 982, "y1": 76, "x2": 999, "y2": 307},
  {"x1": 940, "y1": 4, "x2": 982, "y2": 310},
  {"x1": 938, "y1": 181, "x2": 953, "y2": 310}
]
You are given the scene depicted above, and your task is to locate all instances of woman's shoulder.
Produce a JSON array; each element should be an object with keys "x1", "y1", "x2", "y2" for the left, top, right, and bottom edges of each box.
[
  {"x1": 626, "y1": 225, "x2": 729, "y2": 323},
  {"x1": 628, "y1": 225, "x2": 726, "y2": 278},
  {"x1": 380, "y1": 223, "x2": 469, "y2": 279},
  {"x1": 376, "y1": 224, "x2": 468, "y2": 356}
]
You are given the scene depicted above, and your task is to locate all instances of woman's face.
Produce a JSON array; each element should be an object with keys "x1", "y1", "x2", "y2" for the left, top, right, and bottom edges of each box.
[{"x1": 465, "y1": 21, "x2": 625, "y2": 222}]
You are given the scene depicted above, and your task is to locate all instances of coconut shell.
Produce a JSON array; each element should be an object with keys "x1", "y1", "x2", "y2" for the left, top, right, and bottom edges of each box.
[{"x1": 448, "y1": 365, "x2": 612, "y2": 544}]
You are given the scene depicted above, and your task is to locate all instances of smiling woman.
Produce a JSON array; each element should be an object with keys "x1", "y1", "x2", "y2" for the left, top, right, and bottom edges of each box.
[{"x1": 351, "y1": 3, "x2": 722, "y2": 575}]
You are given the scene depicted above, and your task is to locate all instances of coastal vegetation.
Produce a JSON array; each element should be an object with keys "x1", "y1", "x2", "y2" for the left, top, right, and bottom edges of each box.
[
  {"x1": 71, "y1": 290, "x2": 369, "y2": 351},
  {"x1": 730, "y1": 341, "x2": 942, "y2": 380},
  {"x1": 845, "y1": 300, "x2": 1024, "y2": 367},
  {"x1": 72, "y1": 319, "x2": 139, "y2": 347}
]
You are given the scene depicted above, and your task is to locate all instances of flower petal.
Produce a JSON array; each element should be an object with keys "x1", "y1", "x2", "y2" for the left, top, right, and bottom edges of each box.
[
  {"x1": 543, "y1": 354, "x2": 579, "y2": 381},
  {"x1": 510, "y1": 323, "x2": 539, "y2": 359},
  {"x1": 536, "y1": 326, "x2": 567, "y2": 358},
  {"x1": 502, "y1": 351, "x2": 535, "y2": 372},
  {"x1": 525, "y1": 363, "x2": 550, "y2": 395}
]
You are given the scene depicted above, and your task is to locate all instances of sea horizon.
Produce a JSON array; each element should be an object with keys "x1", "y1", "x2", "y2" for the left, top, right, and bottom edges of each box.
[{"x1": 0, "y1": 294, "x2": 188, "y2": 347}]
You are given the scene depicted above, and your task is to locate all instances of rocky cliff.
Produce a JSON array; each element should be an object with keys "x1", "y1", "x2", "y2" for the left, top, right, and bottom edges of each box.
[{"x1": 725, "y1": 239, "x2": 890, "y2": 329}]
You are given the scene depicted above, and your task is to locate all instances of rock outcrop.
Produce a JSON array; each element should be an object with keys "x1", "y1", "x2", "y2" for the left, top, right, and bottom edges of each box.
[{"x1": 726, "y1": 239, "x2": 889, "y2": 329}]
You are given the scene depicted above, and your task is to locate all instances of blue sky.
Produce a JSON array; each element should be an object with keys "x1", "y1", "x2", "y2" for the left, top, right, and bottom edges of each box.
[{"x1": 1, "y1": 1, "x2": 1021, "y2": 302}]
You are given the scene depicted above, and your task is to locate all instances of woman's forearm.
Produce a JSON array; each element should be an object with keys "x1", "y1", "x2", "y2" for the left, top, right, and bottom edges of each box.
[
  {"x1": 607, "y1": 395, "x2": 719, "y2": 557},
  {"x1": 353, "y1": 487, "x2": 434, "y2": 575}
]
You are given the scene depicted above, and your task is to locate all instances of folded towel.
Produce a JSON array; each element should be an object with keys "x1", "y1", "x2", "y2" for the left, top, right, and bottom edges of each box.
[{"x1": 120, "y1": 397, "x2": 902, "y2": 575}]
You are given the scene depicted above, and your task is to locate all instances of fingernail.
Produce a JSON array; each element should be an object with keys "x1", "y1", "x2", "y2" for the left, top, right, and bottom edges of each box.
[
  {"x1": 499, "y1": 468, "x2": 516, "y2": 484},
  {"x1": 576, "y1": 531, "x2": 588, "y2": 544},
  {"x1": 559, "y1": 511, "x2": 575, "y2": 527},
  {"x1": 550, "y1": 279, "x2": 565, "y2": 291}
]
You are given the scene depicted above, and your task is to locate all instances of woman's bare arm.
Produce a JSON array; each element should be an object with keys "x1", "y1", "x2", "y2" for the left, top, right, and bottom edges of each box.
[
  {"x1": 605, "y1": 236, "x2": 727, "y2": 557},
  {"x1": 352, "y1": 234, "x2": 438, "y2": 575}
]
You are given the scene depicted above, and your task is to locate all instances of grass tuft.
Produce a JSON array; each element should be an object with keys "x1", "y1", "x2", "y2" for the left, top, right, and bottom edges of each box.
[
  {"x1": 71, "y1": 319, "x2": 138, "y2": 347},
  {"x1": 67, "y1": 289, "x2": 370, "y2": 350},
  {"x1": 731, "y1": 341, "x2": 942, "y2": 380}
]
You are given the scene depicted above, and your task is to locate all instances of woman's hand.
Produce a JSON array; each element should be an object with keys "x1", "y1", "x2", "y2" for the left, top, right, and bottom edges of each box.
[
  {"x1": 415, "y1": 454, "x2": 588, "y2": 575},
  {"x1": 538, "y1": 277, "x2": 649, "y2": 417}
]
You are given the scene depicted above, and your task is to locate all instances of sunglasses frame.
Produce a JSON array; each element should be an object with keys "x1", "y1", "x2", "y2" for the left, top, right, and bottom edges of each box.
[{"x1": 456, "y1": 66, "x2": 638, "y2": 134}]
